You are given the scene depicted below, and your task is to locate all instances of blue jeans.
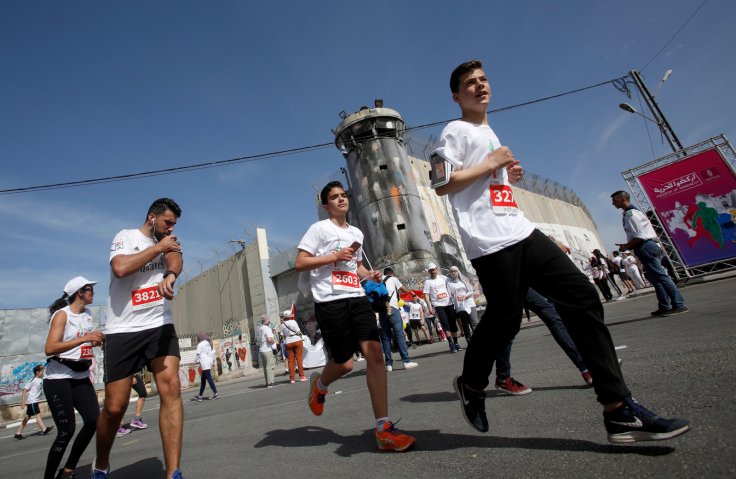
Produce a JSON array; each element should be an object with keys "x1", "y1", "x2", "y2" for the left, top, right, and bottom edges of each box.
[
  {"x1": 379, "y1": 307, "x2": 411, "y2": 366},
  {"x1": 634, "y1": 241, "x2": 685, "y2": 310},
  {"x1": 525, "y1": 288, "x2": 587, "y2": 372}
]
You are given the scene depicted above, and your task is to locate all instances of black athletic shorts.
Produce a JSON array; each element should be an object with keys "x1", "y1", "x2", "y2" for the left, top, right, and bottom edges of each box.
[
  {"x1": 314, "y1": 296, "x2": 381, "y2": 364},
  {"x1": 103, "y1": 324, "x2": 180, "y2": 383},
  {"x1": 409, "y1": 319, "x2": 422, "y2": 329},
  {"x1": 26, "y1": 403, "x2": 40, "y2": 417}
]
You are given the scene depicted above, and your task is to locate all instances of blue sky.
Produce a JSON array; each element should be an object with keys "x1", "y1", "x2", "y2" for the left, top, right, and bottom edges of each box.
[{"x1": 1, "y1": 1, "x2": 733, "y2": 309}]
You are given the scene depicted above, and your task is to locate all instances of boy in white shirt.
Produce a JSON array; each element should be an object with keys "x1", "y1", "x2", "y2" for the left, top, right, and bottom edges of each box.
[
  {"x1": 296, "y1": 181, "x2": 415, "y2": 452},
  {"x1": 433, "y1": 60, "x2": 689, "y2": 443},
  {"x1": 15, "y1": 365, "x2": 54, "y2": 439}
]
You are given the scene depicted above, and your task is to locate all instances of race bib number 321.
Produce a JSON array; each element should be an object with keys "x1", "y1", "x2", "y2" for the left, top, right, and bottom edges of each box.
[
  {"x1": 490, "y1": 184, "x2": 519, "y2": 215},
  {"x1": 131, "y1": 284, "x2": 164, "y2": 311}
]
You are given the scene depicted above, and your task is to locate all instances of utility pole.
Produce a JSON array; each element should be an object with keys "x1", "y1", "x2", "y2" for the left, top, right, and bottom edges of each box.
[{"x1": 628, "y1": 70, "x2": 684, "y2": 153}]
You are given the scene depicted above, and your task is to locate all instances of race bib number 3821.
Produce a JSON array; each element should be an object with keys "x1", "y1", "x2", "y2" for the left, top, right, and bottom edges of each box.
[{"x1": 131, "y1": 284, "x2": 164, "y2": 311}]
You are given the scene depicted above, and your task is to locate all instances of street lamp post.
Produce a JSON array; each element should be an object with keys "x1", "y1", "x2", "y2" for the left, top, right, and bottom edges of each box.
[{"x1": 621, "y1": 69, "x2": 684, "y2": 154}]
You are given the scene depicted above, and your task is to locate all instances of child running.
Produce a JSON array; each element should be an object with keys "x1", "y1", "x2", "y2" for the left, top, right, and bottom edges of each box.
[{"x1": 295, "y1": 181, "x2": 416, "y2": 452}]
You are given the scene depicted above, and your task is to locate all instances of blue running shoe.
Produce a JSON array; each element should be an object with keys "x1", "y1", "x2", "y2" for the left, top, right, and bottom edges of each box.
[
  {"x1": 604, "y1": 396, "x2": 689, "y2": 443},
  {"x1": 171, "y1": 470, "x2": 185, "y2": 479},
  {"x1": 453, "y1": 376, "x2": 488, "y2": 432}
]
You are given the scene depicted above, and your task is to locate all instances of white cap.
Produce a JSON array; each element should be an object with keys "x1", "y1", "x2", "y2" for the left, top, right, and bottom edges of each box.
[
  {"x1": 63, "y1": 276, "x2": 97, "y2": 297},
  {"x1": 260, "y1": 315, "x2": 271, "y2": 324},
  {"x1": 426, "y1": 262, "x2": 437, "y2": 270},
  {"x1": 282, "y1": 309, "x2": 294, "y2": 319}
]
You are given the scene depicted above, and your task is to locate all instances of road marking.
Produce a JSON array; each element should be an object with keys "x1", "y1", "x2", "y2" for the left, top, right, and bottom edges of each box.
[{"x1": 615, "y1": 345, "x2": 627, "y2": 350}]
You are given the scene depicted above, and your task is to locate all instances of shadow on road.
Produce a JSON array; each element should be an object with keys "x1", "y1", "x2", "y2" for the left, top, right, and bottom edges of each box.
[
  {"x1": 76, "y1": 457, "x2": 166, "y2": 479},
  {"x1": 253, "y1": 426, "x2": 676, "y2": 457}
]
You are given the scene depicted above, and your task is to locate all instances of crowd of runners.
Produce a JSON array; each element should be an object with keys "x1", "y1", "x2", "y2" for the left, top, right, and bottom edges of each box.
[{"x1": 17, "y1": 60, "x2": 691, "y2": 479}]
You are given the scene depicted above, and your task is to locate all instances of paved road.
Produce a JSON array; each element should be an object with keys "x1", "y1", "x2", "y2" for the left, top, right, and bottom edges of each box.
[{"x1": 2, "y1": 277, "x2": 734, "y2": 478}]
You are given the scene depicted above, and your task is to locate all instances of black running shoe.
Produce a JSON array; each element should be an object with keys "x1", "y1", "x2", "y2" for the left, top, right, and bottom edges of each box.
[
  {"x1": 453, "y1": 376, "x2": 488, "y2": 433},
  {"x1": 604, "y1": 396, "x2": 689, "y2": 443},
  {"x1": 666, "y1": 307, "x2": 689, "y2": 316},
  {"x1": 650, "y1": 309, "x2": 671, "y2": 317}
]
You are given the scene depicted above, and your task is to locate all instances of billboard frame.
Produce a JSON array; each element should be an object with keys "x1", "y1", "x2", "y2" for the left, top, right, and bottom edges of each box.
[{"x1": 621, "y1": 134, "x2": 736, "y2": 280}]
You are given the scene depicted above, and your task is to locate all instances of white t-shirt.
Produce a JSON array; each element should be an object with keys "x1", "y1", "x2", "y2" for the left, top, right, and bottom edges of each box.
[
  {"x1": 45, "y1": 306, "x2": 95, "y2": 380},
  {"x1": 24, "y1": 377, "x2": 44, "y2": 404},
  {"x1": 384, "y1": 276, "x2": 403, "y2": 309},
  {"x1": 622, "y1": 256, "x2": 639, "y2": 271},
  {"x1": 622, "y1": 207, "x2": 658, "y2": 243},
  {"x1": 447, "y1": 279, "x2": 474, "y2": 313},
  {"x1": 611, "y1": 256, "x2": 623, "y2": 271},
  {"x1": 258, "y1": 324, "x2": 275, "y2": 353},
  {"x1": 434, "y1": 120, "x2": 535, "y2": 259},
  {"x1": 281, "y1": 319, "x2": 303, "y2": 344},
  {"x1": 408, "y1": 302, "x2": 423, "y2": 321},
  {"x1": 423, "y1": 276, "x2": 451, "y2": 307},
  {"x1": 297, "y1": 219, "x2": 365, "y2": 303},
  {"x1": 196, "y1": 340, "x2": 214, "y2": 370},
  {"x1": 107, "y1": 228, "x2": 174, "y2": 334}
]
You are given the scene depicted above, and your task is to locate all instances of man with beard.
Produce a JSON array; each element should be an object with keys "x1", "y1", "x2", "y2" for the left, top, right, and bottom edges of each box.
[{"x1": 92, "y1": 198, "x2": 185, "y2": 479}]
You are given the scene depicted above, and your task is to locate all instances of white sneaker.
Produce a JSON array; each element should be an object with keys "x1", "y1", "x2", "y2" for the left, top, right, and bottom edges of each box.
[
  {"x1": 404, "y1": 361, "x2": 419, "y2": 369},
  {"x1": 386, "y1": 365, "x2": 393, "y2": 372}
]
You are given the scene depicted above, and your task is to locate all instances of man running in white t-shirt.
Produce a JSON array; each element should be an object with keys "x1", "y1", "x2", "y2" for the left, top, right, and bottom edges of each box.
[
  {"x1": 433, "y1": 60, "x2": 689, "y2": 443},
  {"x1": 92, "y1": 198, "x2": 185, "y2": 479},
  {"x1": 423, "y1": 263, "x2": 462, "y2": 353}
]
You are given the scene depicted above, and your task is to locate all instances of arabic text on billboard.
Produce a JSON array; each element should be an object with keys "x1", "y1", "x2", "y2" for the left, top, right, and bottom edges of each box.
[{"x1": 638, "y1": 148, "x2": 736, "y2": 267}]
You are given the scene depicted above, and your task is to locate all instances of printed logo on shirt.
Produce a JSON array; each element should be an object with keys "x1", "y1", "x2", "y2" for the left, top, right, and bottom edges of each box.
[{"x1": 111, "y1": 241, "x2": 124, "y2": 251}]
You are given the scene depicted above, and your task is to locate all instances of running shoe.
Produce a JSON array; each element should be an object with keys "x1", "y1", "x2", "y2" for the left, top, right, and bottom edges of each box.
[
  {"x1": 495, "y1": 377, "x2": 532, "y2": 396},
  {"x1": 375, "y1": 421, "x2": 416, "y2": 452},
  {"x1": 455, "y1": 344, "x2": 464, "y2": 352},
  {"x1": 129, "y1": 418, "x2": 147, "y2": 429},
  {"x1": 650, "y1": 308, "x2": 671, "y2": 317},
  {"x1": 171, "y1": 470, "x2": 185, "y2": 479},
  {"x1": 299, "y1": 376, "x2": 308, "y2": 381},
  {"x1": 604, "y1": 396, "x2": 690, "y2": 443},
  {"x1": 54, "y1": 468, "x2": 77, "y2": 478},
  {"x1": 212, "y1": 393, "x2": 220, "y2": 400},
  {"x1": 385, "y1": 365, "x2": 393, "y2": 372},
  {"x1": 307, "y1": 372, "x2": 327, "y2": 416},
  {"x1": 116, "y1": 427, "x2": 131, "y2": 437},
  {"x1": 403, "y1": 361, "x2": 419, "y2": 369},
  {"x1": 581, "y1": 370, "x2": 593, "y2": 385},
  {"x1": 90, "y1": 459, "x2": 109, "y2": 479},
  {"x1": 192, "y1": 395, "x2": 203, "y2": 401},
  {"x1": 14, "y1": 433, "x2": 24, "y2": 440},
  {"x1": 43, "y1": 426, "x2": 55, "y2": 435},
  {"x1": 666, "y1": 307, "x2": 689, "y2": 316},
  {"x1": 290, "y1": 379, "x2": 296, "y2": 384},
  {"x1": 453, "y1": 376, "x2": 488, "y2": 432}
]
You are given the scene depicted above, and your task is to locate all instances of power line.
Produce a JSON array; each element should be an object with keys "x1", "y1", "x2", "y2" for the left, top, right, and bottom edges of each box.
[
  {"x1": 0, "y1": 75, "x2": 627, "y2": 196},
  {"x1": 639, "y1": 0, "x2": 709, "y2": 73}
]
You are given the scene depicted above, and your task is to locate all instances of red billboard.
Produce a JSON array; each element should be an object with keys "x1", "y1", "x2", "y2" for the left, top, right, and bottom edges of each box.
[{"x1": 638, "y1": 148, "x2": 736, "y2": 267}]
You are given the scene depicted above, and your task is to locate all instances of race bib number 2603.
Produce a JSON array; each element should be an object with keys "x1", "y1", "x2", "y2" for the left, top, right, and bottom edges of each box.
[
  {"x1": 332, "y1": 270, "x2": 360, "y2": 292},
  {"x1": 131, "y1": 284, "x2": 164, "y2": 311}
]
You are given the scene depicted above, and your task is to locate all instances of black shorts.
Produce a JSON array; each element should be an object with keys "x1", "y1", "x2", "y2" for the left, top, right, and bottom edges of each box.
[
  {"x1": 103, "y1": 324, "x2": 180, "y2": 383},
  {"x1": 314, "y1": 296, "x2": 381, "y2": 364},
  {"x1": 26, "y1": 403, "x2": 40, "y2": 417},
  {"x1": 435, "y1": 305, "x2": 458, "y2": 333},
  {"x1": 409, "y1": 319, "x2": 422, "y2": 329},
  {"x1": 618, "y1": 271, "x2": 630, "y2": 281}
]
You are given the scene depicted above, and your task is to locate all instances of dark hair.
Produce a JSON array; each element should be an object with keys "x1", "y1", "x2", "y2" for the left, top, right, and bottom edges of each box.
[
  {"x1": 48, "y1": 293, "x2": 74, "y2": 318},
  {"x1": 147, "y1": 198, "x2": 182, "y2": 219},
  {"x1": 450, "y1": 60, "x2": 483, "y2": 93},
  {"x1": 320, "y1": 181, "x2": 344, "y2": 205},
  {"x1": 610, "y1": 190, "x2": 629, "y2": 200},
  {"x1": 383, "y1": 267, "x2": 394, "y2": 275},
  {"x1": 34, "y1": 365, "x2": 45, "y2": 374}
]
